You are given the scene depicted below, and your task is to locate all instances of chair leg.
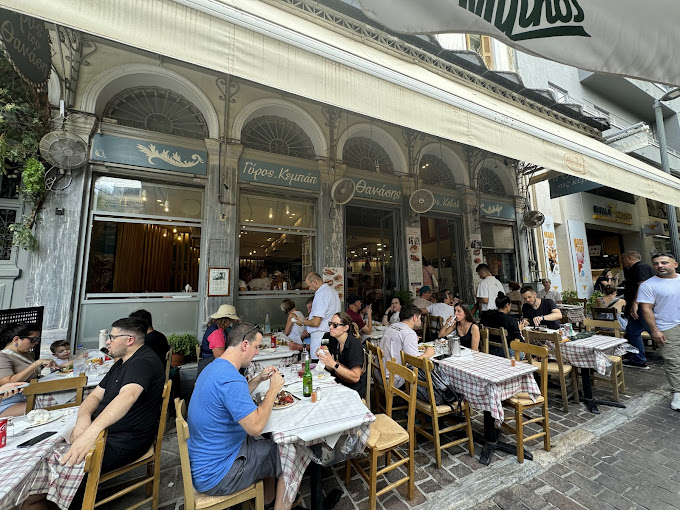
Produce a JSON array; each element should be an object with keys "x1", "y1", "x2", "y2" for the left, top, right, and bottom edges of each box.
[
  {"x1": 559, "y1": 372, "x2": 569, "y2": 413},
  {"x1": 515, "y1": 405, "x2": 525, "y2": 463},
  {"x1": 611, "y1": 370, "x2": 620, "y2": 402},
  {"x1": 432, "y1": 413, "x2": 442, "y2": 468},
  {"x1": 369, "y1": 449, "x2": 379, "y2": 510},
  {"x1": 407, "y1": 434, "x2": 415, "y2": 501},
  {"x1": 464, "y1": 403, "x2": 474, "y2": 457},
  {"x1": 543, "y1": 404, "x2": 551, "y2": 452},
  {"x1": 619, "y1": 363, "x2": 626, "y2": 393},
  {"x1": 255, "y1": 480, "x2": 265, "y2": 510},
  {"x1": 152, "y1": 459, "x2": 161, "y2": 510},
  {"x1": 571, "y1": 370, "x2": 580, "y2": 404},
  {"x1": 345, "y1": 460, "x2": 352, "y2": 486}
]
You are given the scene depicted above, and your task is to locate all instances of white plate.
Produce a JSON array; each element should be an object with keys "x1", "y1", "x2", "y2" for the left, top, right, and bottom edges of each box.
[
  {"x1": 24, "y1": 410, "x2": 65, "y2": 429},
  {"x1": 273, "y1": 392, "x2": 299, "y2": 410}
]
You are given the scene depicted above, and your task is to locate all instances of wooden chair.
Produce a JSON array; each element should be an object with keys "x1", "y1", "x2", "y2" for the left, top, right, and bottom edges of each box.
[
  {"x1": 481, "y1": 326, "x2": 510, "y2": 358},
  {"x1": 592, "y1": 307, "x2": 618, "y2": 321},
  {"x1": 478, "y1": 329, "x2": 489, "y2": 355},
  {"x1": 346, "y1": 361, "x2": 417, "y2": 510},
  {"x1": 523, "y1": 330, "x2": 579, "y2": 413},
  {"x1": 363, "y1": 347, "x2": 372, "y2": 408},
  {"x1": 431, "y1": 316, "x2": 444, "y2": 337},
  {"x1": 175, "y1": 398, "x2": 264, "y2": 510},
  {"x1": 93, "y1": 380, "x2": 172, "y2": 510},
  {"x1": 165, "y1": 348, "x2": 172, "y2": 382},
  {"x1": 366, "y1": 342, "x2": 387, "y2": 414},
  {"x1": 401, "y1": 353, "x2": 474, "y2": 467},
  {"x1": 510, "y1": 300, "x2": 523, "y2": 317},
  {"x1": 584, "y1": 319, "x2": 626, "y2": 401},
  {"x1": 24, "y1": 373, "x2": 88, "y2": 411},
  {"x1": 195, "y1": 344, "x2": 201, "y2": 362},
  {"x1": 501, "y1": 340, "x2": 551, "y2": 463},
  {"x1": 82, "y1": 431, "x2": 108, "y2": 510}
]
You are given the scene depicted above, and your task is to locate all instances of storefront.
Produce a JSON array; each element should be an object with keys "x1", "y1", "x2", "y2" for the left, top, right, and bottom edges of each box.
[
  {"x1": 478, "y1": 198, "x2": 518, "y2": 286},
  {"x1": 644, "y1": 199, "x2": 680, "y2": 255}
]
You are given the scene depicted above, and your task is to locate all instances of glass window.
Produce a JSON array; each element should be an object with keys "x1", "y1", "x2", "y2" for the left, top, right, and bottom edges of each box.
[
  {"x1": 238, "y1": 192, "x2": 315, "y2": 292},
  {"x1": 85, "y1": 176, "x2": 202, "y2": 297},
  {"x1": 481, "y1": 222, "x2": 516, "y2": 285}
]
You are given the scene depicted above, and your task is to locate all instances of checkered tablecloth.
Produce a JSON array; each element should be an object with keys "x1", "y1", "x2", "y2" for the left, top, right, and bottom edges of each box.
[
  {"x1": 558, "y1": 304, "x2": 586, "y2": 324},
  {"x1": 561, "y1": 335, "x2": 630, "y2": 375},
  {"x1": 35, "y1": 386, "x2": 95, "y2": 409},
  {"x1": 436, "y1": 351, "x2": 540, "y2": 424}
]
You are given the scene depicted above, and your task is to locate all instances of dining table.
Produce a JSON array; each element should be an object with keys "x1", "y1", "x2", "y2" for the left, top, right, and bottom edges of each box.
[
  {"x1": 434, "y1": 348, "x2": 541, "y2": 465},
  {"x1": 253, "y1": 372, "x2": 374, "y2": 510},
  {"x1": 557, "y1": 303, "x2": 586, "y2": 324},
  {"x1": 0, "y1": 408, "x2": 84, "y2": 510},
  {"x1": 34, "y1": 359, "x2": 113, "y2": 409}
]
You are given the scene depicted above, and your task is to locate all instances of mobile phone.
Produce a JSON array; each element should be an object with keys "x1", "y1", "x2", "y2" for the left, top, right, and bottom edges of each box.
[
  {"x1": 0, "y1": 382, "x2": 29, "y2": 395},
  {"x1": 17, "y1": 431, "x2": 57, "y2": 448},
  {"x1": 433, "y1": 354, "x2": 451, "y2": 361}
]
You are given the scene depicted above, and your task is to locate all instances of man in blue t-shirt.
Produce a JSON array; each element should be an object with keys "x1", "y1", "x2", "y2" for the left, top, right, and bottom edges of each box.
[{"x1": 188, "y1": 323, "x2": 285, "y2": 508}]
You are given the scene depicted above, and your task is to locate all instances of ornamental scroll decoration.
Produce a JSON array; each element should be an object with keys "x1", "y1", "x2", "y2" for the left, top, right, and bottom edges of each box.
[{"x1": 136, "y1": 143, "x2": 205, "y2": 168}]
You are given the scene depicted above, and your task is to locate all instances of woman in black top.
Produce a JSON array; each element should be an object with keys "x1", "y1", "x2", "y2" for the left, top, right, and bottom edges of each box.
[
  {"x1": 595, "y1": 269, "x2": 619, "y2": 293},
  {"x1": 317, "y1": 312, "x2": 366, "y2": 396},
  {"x1": 437, "y1": 303, "x2": 480, "y2": 351},
  {"x1": 480, "y1": 292, "x2": 527, "y2": 356}
]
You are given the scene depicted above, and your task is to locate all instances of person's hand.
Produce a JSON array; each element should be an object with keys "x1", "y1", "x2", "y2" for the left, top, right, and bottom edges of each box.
[
  {"x1": 259, "y1": 366, "x2": 278, "y2": 381},
  {"x1": 34, "y1": 359, "x2": 57, "y2": 370},
  {"x1": 70, "y1": 416, "x2": 92, "y2": 442},
  {"x1": 519, "y1": 319, "x2": 529, "y2": 330},
  {"x1": 287, "y1": 341, "x2": 303, "y2": 351},
  {"x1": 651, "y1": 329, "x2": 667, "y2": 346},
  {"x1": 0, "y1": 382, "x2": 26, "y2": 400},
  {"x1": 300, "y1": 329, "x2": 310, "y2": 340},
  {"x1": 424, "y1": 346, "x2": 435, "y2": 357},
  {"x1": 60, "y1": 428, "x2": 98, "y2": 467},
  {"x1": 533, "y1": 316, "x2": 543, "y2": 327},
  {"x1": 290, "y1": 317, "x2": 298, "y2": 324},
  {"x1": 630, "y1": 302, "x2": 639, "y2": 320},
  {"x1": 444, "y1": 316, "x2": 454, "y2": 328},
  {"x1": 268, "y1": 372, "x2": 284, "y2": 394}
]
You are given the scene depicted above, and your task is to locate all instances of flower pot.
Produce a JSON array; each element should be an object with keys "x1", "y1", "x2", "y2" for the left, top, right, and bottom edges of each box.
[{"x1": 171, "y1": 352, "x2": 185, "y2": 367}]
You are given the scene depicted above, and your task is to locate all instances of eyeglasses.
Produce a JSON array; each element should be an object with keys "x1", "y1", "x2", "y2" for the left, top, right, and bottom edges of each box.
[
  {"x1": 108, "y1": 334, "x2": 134, "y2": 341},
  {"x1": 22, "y1": 336, "x2": 41, "y2": 344},
  {"x1": 328, "y1": 322, "x2": 346, "y2": 329}
]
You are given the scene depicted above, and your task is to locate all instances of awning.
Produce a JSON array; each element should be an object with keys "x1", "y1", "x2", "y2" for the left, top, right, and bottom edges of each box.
[{"x1": 3, "y1": 0, "x2": 680, "y2": 205}]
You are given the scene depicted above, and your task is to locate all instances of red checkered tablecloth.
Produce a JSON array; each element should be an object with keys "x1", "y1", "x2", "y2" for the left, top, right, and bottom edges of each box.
[
  {"x1": 35, "y1": 386, "x2": 95, "y2": 409},
  {"x1": 561, "y1": 335, "x2": 630, "y2": 375},
  {"x1": 436, "y1": 351, "x2": 540, "y2": 424},
  {"x1": 557, "y1": 304, "x2": 586, "y2": 324}
]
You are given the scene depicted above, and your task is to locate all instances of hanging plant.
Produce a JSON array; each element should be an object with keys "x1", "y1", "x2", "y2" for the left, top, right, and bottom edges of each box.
[{"x1": 0, "y1": 53, "x2": 51, "y2": 251}]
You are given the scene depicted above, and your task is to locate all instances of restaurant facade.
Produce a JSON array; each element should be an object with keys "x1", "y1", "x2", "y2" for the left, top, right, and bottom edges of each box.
[{"x1": 2, "y1": 0, "x2": 680, "y2": 346}]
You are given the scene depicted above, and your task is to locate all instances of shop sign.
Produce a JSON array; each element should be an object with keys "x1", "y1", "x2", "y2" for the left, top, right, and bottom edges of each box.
[
  {"x1": 592, "y1": 202, "x2": 633, "y2": 225},
  {"x1": 0, "y1": 9, "x2": 51, "y2": 89},
  {"x1": 549, "y1": 174, "x2": 602, "y2": 199},
  {"x1": 540, "y1": 216, "x2": 562, "y2": 293},
  {"x1": 479, "y1": 200, "x2": 515, "y2": 219},
  {"x1": 91, "y1": 134, "x2": 207, "y2": 175},
  {"x1": 430, "y1": 192, "x2": 463, "y2": 214},
  {"x1": 238, "y1": 159, "x2": 320, "y2": 191},
  {"x1": 567, "y1": 220, "x2": 594, "y2": 299},
  {"x1": 406, "y1": 227, "x2": 423, "y2": 294},
  {"x1": 350, "y1": 178, "x2": 401, "y2": 203}
]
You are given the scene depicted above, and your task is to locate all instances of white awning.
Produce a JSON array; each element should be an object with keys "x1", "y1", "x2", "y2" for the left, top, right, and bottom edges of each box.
[{"x1": 3, "y1": 0, "x2": 680, "y2": 205}]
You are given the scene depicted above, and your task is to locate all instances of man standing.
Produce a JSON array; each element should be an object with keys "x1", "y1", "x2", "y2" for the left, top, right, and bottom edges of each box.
[
  {"x1": 412, "y1": 286, "x2": 433, "y2": 313},
  {"x1": 346, "y1": 294, "x2": 373, "y2": 336},
  {"x1": 379, "y1": 305, "x2": 434, "y2": 388},
  {"x1": 637, "y1": 253, "x2": 680, "y2": 410},
  {"x1": 60, "y1": 317, "x2": 165, "y2": 471},
  {"x1": 129, "y1": 309, "x2": 170, "y2": 366},
  {"x1": 622, "y1": 251, "x2": 655, "y2": 369},
  {"x1": 473, "y1": 264, "x2": 505, "y2": 318},
  {"x1": 426, "y1": 291, "x2": 456, "y2": 331},
  {"x1": 537, "y1": 278, "x2": 562, "y2": 303},
  {"x1": 300, "y1": 272, "x2": 340, "y2": 358},
  {"x1": 188, "y1": 323, "x2": 286, "y2": 508},
  {"x1": 520, "y1": 286, "x2": 562, "y2": 330}
]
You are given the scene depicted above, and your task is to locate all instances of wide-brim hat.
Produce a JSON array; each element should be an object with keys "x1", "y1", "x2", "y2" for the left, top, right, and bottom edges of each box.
[{"x1": 209, "y1": 304, "x2": 240, "y2": 320}]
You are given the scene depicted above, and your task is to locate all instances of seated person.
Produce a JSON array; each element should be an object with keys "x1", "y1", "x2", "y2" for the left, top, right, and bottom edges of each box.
[
  {"x1": 0, "y1": 323, "x2": 57, "y2": 417},
  {"x1": 248, "y1": 267, "x2": 272, "y2": 291},
  {"x1": 280, "y1": 298, "x2": 305, "y2": 350},
  {"x1": 520, "y1": 285, "x2": 561, "y2": 330},
  {"x1": 60, "y1": 317, "x2": 165, "y2": 472},
  {"x1": 50, "y1": 339, "x2": 73, "y2": 366},
  {"x1": 437, "y1": 303, "x2": 480, "y2": 351},
  {"x1": 382, "y1": 297, "x2": 402, "y2": 325},
  {"x1": 426, "y1": 290, "x2": 455, "y2": 330},
  {"x1": 129, "y1": 309, "x2": 170, "y2": 367},
  {"x1": 595, "y1": 285, "x2": 628, "y2": 330},
  {"x1": 480, "y1": 292, "x2": 526, "y2": 356},
  {"x1": 198, "y1": 305, "x2": 240, "y2": 376},
  {"x1": 188, "y1": 323, "x2": 285, "y2": 509},
  {"x1": 345, "y1": 294, "x2": 373, "y2": 337},
  {"x1": 507, "y1": 281, "x2": 523, "y2": 316},
  {"x1": 317, "y1": 312, "x2": 366, "y2": 396},
  {"x1": 412, "y1": 286, "x2": 434, "y2": 314}
]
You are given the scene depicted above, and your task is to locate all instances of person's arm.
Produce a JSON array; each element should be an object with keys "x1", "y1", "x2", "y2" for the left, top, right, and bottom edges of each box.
[
  {"x1": 239, "y1": 372, "x2": 284, "y2": 436},
  {"x1": 382, "y1": 308, "x2": 392, "y2": 326},
  {"x1": 470, "y1": 325, "x2": 480, "y2": 351},
  {"x1": 70, "y1": 386, "x2": 105, "y2": 441},
  {"x1": 247, "y1": 366, "x2": 278, "y2": 394},
  {"x1": 438, "y1": 316, "x2": 454, "y2": 338},
  {"x1": 639, "y1": 303, "x2": 666, "y2": 345},
  {"x1": 595, "y1": 297, "x2": 605, "y2": 308},
  {"x1": 208, "y1": 329, "x2": 226, "y2": 358},
  {"x1": 0, "y1": 382, "x2": 26, "y2": 401},
  {"x1": 302, "y1": 316, "x2": 322, "y2": 328},
  {"x1": 0, "y1": 358, "x2": 56, "y2": 386},
  {"x1": 534, "y1": 308, "x2": 562, "y2": 327},
  {"x1": 360, "y1": 307, "x2": 373, "y2": 335},
  {"x1": 629, "y1": 280, "x2": 648, "y2": 319},
  {"x1": 61, "y1": 383, "x2": 143, "y2": 466},
  {"x1": 283, "y1": 313, "x2": 295, "y2": 336}
]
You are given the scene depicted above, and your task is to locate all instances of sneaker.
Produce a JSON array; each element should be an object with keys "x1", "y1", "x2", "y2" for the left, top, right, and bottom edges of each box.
[
  {"x1": 622, "y1": 359, "x2": 650, "y2": 370},
  {"x1": 672, "y1": 393, "x2": 680, "y2": 411}
]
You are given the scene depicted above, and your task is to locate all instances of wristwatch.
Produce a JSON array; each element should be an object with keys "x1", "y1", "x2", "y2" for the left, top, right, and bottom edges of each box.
[{"x1": 334, "y1": 363, "x2": 340, "y2": 370}]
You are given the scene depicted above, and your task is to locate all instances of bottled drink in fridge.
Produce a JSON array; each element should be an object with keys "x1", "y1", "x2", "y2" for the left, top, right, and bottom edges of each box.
[
  {"x1": 303, "y1": 359, "x2": 313, "y2": 397},
  {"x1": 263, "y1": 313, "x2": 271, "y2": 335}
]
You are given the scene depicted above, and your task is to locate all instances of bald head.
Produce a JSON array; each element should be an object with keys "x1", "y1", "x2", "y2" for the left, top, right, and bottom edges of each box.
[
  {"x1": 622, "y1": 251, "x2": 641, "y2": 269},
  {"x1": 306, "y1": 272, "x2": 323, "y2": 291}
]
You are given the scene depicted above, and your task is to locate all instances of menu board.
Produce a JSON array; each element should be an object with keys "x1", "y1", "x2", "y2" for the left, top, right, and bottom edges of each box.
[
  {"x1": 567, "y1": 220, "x2": 594, "y2": 298},
  {"x1": 406, "y1": 227, "x2": 423, "y2": 296},
  {"x1": 322, "y1": 266, "x2": 344, "y2": 301}
]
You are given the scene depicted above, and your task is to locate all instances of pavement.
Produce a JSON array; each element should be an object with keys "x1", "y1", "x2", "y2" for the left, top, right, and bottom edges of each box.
[{"x1": 103, "y1": 347, "x2": 677, "y2": 510}]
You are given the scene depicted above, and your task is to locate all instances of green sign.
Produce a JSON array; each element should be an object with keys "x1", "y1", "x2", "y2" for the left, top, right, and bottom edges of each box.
[
  {"x1": 91, "y1": 134, "x2": 207, "y2": 175},
  {"x1": 351, "y1": 177, "x2": 402, "y2": 203},
  {"x1": 239, "y1": 159, "x2": 320, "y2": 191},
  {"x1": 479, "y1": 199, "x2": 515, "y2": 219},
  {"x1": 0, "y1": 9, "x2": 51, "y2": 88},
  {"x1": 549, "y1": 174, "x2": 602, "y2": 198},
  {"x1": 431, "y1": 192, "x2": 463, "y2": 214}
]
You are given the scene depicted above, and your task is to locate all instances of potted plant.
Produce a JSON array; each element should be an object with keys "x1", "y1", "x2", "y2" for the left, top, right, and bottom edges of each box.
[
  {"x1": 167, "y1": 333, "x2": 198, "y2": 366},
  {"x1": 394, "y1": 289, "x2": 414, "y2": 305}
]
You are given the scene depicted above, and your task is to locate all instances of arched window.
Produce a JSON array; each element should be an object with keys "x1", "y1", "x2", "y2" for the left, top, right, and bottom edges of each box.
[
  {"x1": 478, "y1": 167, "x2": 506, "y2": 195},
  {"x1": 419, "y1": 154, "x2": 455, "y2": 189},
  {"x1": 241, "y1": 115, "x2": 316, "y2": 160},
  {"x1": 103, "y1": 86, "x2": 208, "y2": 139},
  {"x1": 342, "y1": 137, "x2": 394, "y2": 174}
]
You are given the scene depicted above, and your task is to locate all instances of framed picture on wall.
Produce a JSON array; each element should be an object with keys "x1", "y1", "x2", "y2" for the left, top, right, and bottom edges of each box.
[{"x1": 208, "y1": 267, "x2": 230, "y2": 296}]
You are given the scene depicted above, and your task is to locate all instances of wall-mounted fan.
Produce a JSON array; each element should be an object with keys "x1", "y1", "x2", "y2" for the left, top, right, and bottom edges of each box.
[
  {"x1": 409, "y1": 189, "x2": 435, "y2": 214},
  {"x1": 522, "y1": 209, "x2": 546, "y2": 229},
  {"x1": 330, "y1": 178, "x2": 356, "y2": 205},
  {"x1": 39, "y1": 130, "x2": 88, "y2": 191}
]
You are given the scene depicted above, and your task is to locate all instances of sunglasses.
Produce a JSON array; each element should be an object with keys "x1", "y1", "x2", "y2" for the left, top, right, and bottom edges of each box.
[
  {"x1": 22, "y1": 336, "x2": 41, "y2": 344},
  {"x1": 328, "y1": 321, "x2": 346, "y2": 329}
]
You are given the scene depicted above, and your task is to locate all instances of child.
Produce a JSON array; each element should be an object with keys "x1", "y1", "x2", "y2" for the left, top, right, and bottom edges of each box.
[{"x1": 50, "y1": 339, "x2": 73, "y2": 366}]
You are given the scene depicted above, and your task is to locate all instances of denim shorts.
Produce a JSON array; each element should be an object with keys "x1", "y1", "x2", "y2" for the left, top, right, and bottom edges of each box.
[
  {"x1": 205, "y1": 436, "x2": 281, "y2": 496},
  {"x1": 0, "y1": 392, "x2": 26, "y2": 414}
]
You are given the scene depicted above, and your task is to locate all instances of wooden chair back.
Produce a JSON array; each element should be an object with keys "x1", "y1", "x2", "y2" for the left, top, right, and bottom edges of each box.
[
  {"x1": 366, "y1": 342, "x2": 386, "y2": 413},
  {"x1": 564, "y1": 297, "x2": 587, "y2": 307},
  {"x1": 510, "y1": 340, "x2": 548, "y2": 397},
  {"x1": 24, "y1": 373, "x2": 88, "y2": 411},
  {"x1": 352, "y1": 322, "x2": 361, "y2": 338},
  {"x1": 482, "y1": 326, "x2": 510, "y2": 358},
  {"x1": 420, "y1": 313, "x2": 430, "y2": 340},
  {"x1": 524, "y1": 329, "x2": 566, "y2": 365},
  {"x1": 401, "y1": 353, "x2": 435, "y2": 409},
  {"x1": 165, "y1": 348, "x2": 172, "y2": 382},
  {"x1": 363, "y1": 348, "x2": 372, "y2": 407},
  {"x1": 82, "y1": 430, "x2": 107, "y2": 510},
  {"x1": 195, "y1": 344, "x2": 201, "y2": 361},
  {"x1": 592, "y1": 307, "x2": 618, "y2": 320},
  {"x1": 584, "y1": 318, "x2": 622, "y2": 338},
  {"x1": 479, "y1": 328, "x2": 489, "y2": 354},
  {"x1": 510, "y1": 300, "x2": 523, "y2": 317},
  {"x1": 175, "y1": 398, "x2": 197, "y2": 510},
  {"x1": 385, "y1": 361, "x2": 417, "y2": 434}
]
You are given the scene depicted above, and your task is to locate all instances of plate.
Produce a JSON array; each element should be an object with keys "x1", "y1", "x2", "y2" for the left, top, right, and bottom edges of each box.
[
  {"x1": 24, "y1": 409, "x2": 65, "y2": 429},
  {"x1": 273, "y1": 391, "x2": 299, "y2": 410}
]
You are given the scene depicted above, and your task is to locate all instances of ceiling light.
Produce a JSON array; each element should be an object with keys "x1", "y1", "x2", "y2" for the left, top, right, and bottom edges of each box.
[
  {"x1": 156, "y1": 199, "x2": 162, "y2": 203},
  {"x1": 163, "y1": 232, "x2": 167, "y2": 237},
  {"x1": 173, "y1": 228, "x2": 177, "y2": 233},
  {"x1": 363, "y1": 247, "x2": 368, "y2": 250},
  {"x1": 351, "y1": 250, "x2": 356, "y2": 254},
  {"x1": 268, "y1": 208, "x2": 273, "y2": 219},
  {"x1": 286, "y1": 204, "x2": 290, "y2": 215},
  {"x1": 377, "y1": 243, "x2": 382, "y2": 247},
  {"x1": 141, "y1": 190, "x2": 147, "y2": 202},
  {"x1": 291, "y1": 213, "x2": 296, "y2": 216},
  {"x1": 377, "y1": 248, "x2": 383, "y2": 251}
]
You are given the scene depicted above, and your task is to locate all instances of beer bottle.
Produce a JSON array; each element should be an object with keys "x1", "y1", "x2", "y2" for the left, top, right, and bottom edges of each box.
[{"x1": 303, "y1": 358, "x2": 313, "y2": 397}]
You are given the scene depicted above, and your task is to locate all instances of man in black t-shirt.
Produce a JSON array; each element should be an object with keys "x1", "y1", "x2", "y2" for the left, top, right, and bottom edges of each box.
[
  {"x1": 520, "y1": 286, "x2": 561, "y2": 330},
  {"x1": 60, "y1": 317, "x2": 165, "y2": 472},
  {"x1": 621, "y1": 251, "x2": 655, "y2": 368},
  {"x1": 129, "y1": 309, "x2": 170, "y2": 367}
]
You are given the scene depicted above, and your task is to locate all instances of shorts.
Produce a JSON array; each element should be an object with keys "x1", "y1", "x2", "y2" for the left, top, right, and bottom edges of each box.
[
  {"x1": 0, "y1": 392, "x2": 26, "y2": 414},
  {"x1": 205, "y1": 436, "x2": 281, "y2": 496}
]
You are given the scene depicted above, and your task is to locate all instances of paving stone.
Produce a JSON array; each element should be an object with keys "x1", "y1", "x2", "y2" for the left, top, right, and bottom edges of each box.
[
  {"x1": 563, "y1": 472, "x2": 603, "y2": 496},
  {"x1": 537, "y1": 472, "x2": 576, "y2": 494},
  {"x1": 568, "y1": 489, "x2": 617, "y2": 510},
  {"x1": 541, "y1": 490, "x2": 587, "y2": 510}
]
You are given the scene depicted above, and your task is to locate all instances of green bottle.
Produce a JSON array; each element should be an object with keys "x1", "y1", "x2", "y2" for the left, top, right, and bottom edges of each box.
[{"x1": 303, "y1": 358, "x2": 313, "y2": 397}]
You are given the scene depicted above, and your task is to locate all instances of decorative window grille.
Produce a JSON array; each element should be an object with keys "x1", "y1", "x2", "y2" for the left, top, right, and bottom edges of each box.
[
  {"x1": 0, "y1": 208, "x2": 17, "y2": 260},
  {"x1": 241, "y1": 115, "x2": 316, "y2": 160},
  {"x1": 342, "y1": 137, "x2": 394, "y2": 174},
  {"x1": 419, "y1": 154, "x2": 455, "y2": 189},
  {"x1": 478, "y1": 168, "x2": 506, "y2": 195},
  {"x1": 103, "y1": 87, "x2": 209, "y2": 140}
]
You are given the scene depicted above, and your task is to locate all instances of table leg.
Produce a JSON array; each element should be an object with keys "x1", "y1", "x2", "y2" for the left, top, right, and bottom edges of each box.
[
  {"x1": 308, "y1": 462, "x2": 343, "y2": 510},
  {"x1": 478, "y1": 411, "x2": 533, "y2": 465},
  {"x1": 579, "y1": 368, "x2": 626, "y2": 414}
]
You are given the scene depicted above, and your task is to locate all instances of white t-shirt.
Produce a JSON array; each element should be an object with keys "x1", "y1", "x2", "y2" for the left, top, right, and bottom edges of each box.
[
  {"x1": 238, "y1": 279, "x2": 247, "y2": 290},
  {"x1": 287, "y1": 310, "x2": 305, "y2": 343},
  {"x1": 426, "y1": 302, "x2": 455, "y2": 329},
  {"x1": 476, "y1": 276, "x2": 505, "y2": 311},
  {"x1": 388, "y1": 312, "x2": 400, "y2": 324},
  {"x1": 537, "y1": 288, "x2": 560, "y2": 302},
  {"x1": 248, "y1": 277, "x2": 271, "y2": 291},
  {"x1": 307, "y1": 283, "x2": 341, "y2": 355},
  {"x1": 637, "y1": 275, "x2": 680, "y2": 331},
  {"x1": 379, "y1": 322, "x2": 419, "y2": 388}
]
